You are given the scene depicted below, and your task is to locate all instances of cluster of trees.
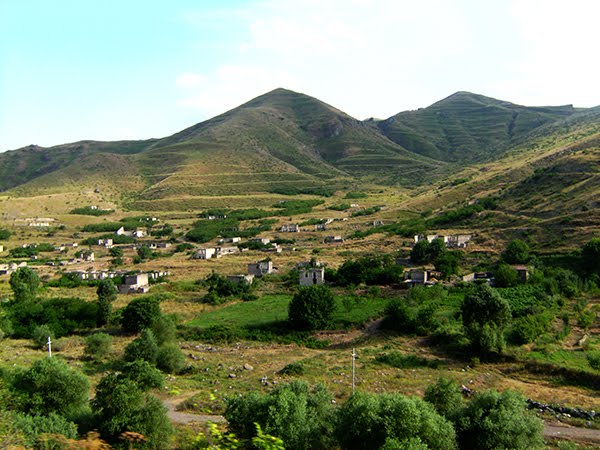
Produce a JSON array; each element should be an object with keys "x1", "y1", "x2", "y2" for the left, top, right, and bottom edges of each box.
[
  {"x1": 410, "y1": 238, "x2": 462, "y2": 278},
  {"x1": 201, "y1": 272, "x2": 256, "y2": 304},
  {"x1": 225, "y1": 379, "x2": 544, "y2": 450},
  {"x1": 331, "y1": 254, "x2": 404, "y2": 286}
]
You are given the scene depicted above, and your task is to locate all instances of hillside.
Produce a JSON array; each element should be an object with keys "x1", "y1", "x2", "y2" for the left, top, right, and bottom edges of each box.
[{"x1": 377, "y1": 91, "x2": 579, "y2": 162}]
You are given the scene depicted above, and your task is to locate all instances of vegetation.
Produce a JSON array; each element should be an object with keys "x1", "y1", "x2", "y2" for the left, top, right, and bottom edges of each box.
[
  {"x1": 288, "y1": 285, "x2": 336, "y2": 331},
  {"x1": 121, "y1": 296, "x2": 163, "y2": 333},
  {"x1": 9, "y1": 267, "x2": 40, "y2": 303},
  {"x1": 69, "y1": 206, "x2": 112, "y2": 216}
]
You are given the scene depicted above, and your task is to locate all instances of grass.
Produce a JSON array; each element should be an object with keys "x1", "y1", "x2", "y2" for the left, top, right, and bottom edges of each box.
[{"x1": 186, "y1": 293, "x2": 388, "y2": 331}]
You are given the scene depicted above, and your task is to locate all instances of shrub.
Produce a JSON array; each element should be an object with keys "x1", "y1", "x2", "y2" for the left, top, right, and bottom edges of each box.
[
  {"x1": 226, "y1": 381, "x2": 336, "y2": 450},
  {"x1": 509, "y1": 313, "x2": 552, "y2": 345},
  {"x1": 84, "y1": 333, "x2": 112, "y2": 360},
  {"x1": 93, "y1": 374, "x2": 173, "y2": 447},
  {"x1": 586, "y1": 351, "x2": 600, "y2": 371},
  {"x1": 383, "y1": 298, "x2": 416, "y2": 333},
  {"x1": 494, "y1": 263, "x2": 519, "y2": 288},
  {"x1": 121, "y1": 360, "x2": 164, "y2": 391},
  {"x1": 502, "y1": 240, "x2": 530, "y2": 264},
  {"x1": 577, "y1": 310, "x2": 596, "y2": 329},
  {"x1": 31, "y1": 324, "x2": 54, "y2": 349},
  {"x1": 278, "y1": 361, "x2": 305, "y2": 376},
  {"x1": 424, "y1": 378, "x2": 463, "y2": 421},
  {"x1": 156, "y1": 343, "x2": 185, "y2": 374},
  {"x1": 13, "y1": 412, "x2": 77, "y2": 447},
  {"x1": 336, "y1": 391, "x2": 456, "y2": 450},
  {"x1": 288, "y1": 285, "x2": 336, "y2": 331},
  {"x1": 150, "y1": 315, "x2": 177, "y2": 345},
  {"x1": 121, "y1": 296, "x2": 162, "y2": 332},
  {"x1": 10, "y1": 357, "x2": 90, "y2": 419},
  {"x1": 124, "y1": 329, "x2": 159, "y2": 364},
  {"x1": 456, "y1": 390, "x2": 544, "y2": 450},
  {"x1": 0, "y1": 228, "x2": 12, "y2": 240}
]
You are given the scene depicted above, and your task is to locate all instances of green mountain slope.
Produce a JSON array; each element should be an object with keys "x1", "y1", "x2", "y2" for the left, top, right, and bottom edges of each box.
[{"x1": 377, "y1": 91, "x2": 578, "y2": 162}]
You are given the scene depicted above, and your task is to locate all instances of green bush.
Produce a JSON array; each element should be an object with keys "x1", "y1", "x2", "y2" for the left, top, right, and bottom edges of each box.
[
  {"x1": 70, "y1": 206, "x2": 112, "y2": 216},
  {"x1": 124, "y1": 329, "x2": 159, "y2": 364},
  {"x1": 424, "y1": 378, "x2": 463, "y2": 421},
  {"x1": 501, "y1": 240, "x2": 530, "y2": 264},
  {"x1": 577, "y1": 310, "x2": 595, "y2": 329},
  {"x1": 278, "y1": 361, "x2": 305, "y2": 376},
  {"x1": 586, "y1": 351, "x2": 600, "y2": 371},
  {"x1": 456, "y1": 390, "x2": 544, "y2": 450},
  {"x1": 121, "y1": 360, "x2": 164, "y2": 391},
  {"x1": 226, "y1": 381, "x2": 336, "y2": 450},
  {"x1": 31, "y1": 324, "x2": 54, "y2": 349},
  {"x1": 121, "y1": 296, "x2": 162, "y2": 332},
  {"x1": 10, "y1": 357, "x2": 90, "y2": 419},
  {"x1": 336, "y1": 391, "x2": 456, "y2": 450},
  {"x1": 150, "y1": 315, "x2": 177, "y2": 345},
  {"x1": 156, "y1": 343, "x2": 185, "y2": 374},
  {"x1": 288, "y1": 285, "x2": 336, "y2": 331},
  {"x1": 494, "y1": 263, "x2": 519, "y2": 288},
  {"x1": 509, "y1": 313, "x2": 552, "y2": 345},
  {"x1": 93, "y1": 373, "x2": 173, "y2": 446},
  {"x1": 0, "y1": 228, "x2": 12, "y2": 240},
  {"x1": 13, "y1": 412, "x2": 77, "y2": 447},
  {"x1": 84, "y1": 333, "x2": 112, "y2": 360}
]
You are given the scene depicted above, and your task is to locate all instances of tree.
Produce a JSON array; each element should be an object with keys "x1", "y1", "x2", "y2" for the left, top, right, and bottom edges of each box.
[
  {"x1": 494, "y1": 263, "x2": 518, "y2": 288},
  {"x1": 10, "y1": 357, "x2": 90, "y2": 419},
  {"x1": 121, "y1": 296, "x2": 162, "y2": 332},
  {"x1": 288, "y1": 285, "x2": 336, "y2": 331},
  {"x1": 581, "y1": 237, "x2": 600, "y2": 275},
  {"x1": 136, "y1": 245, "x2": 153, "y2": 261},
  {"x1": 96, "y1": 279, "x2": 117, "y2": 326},
  {"x1": 410, "y1": 240, "x2": 430, "y2": 264},
  {"x1": 93, "y1": 373, "x2": 173, "y2": 448},
  {"x1": 9, "y1": 267, "x2": 40, "y2": 303},
  {"x1": 226, "y1": 381, "x2": 336, "y2": 450},
  {"x1": 423, "y1": 378, "x2": 463, "y2": 421},
  {"x1": 0, "y1": 228, "x2": 12, "y2": 240},
  {"x1": 434, "y1": 251, "x2": 461, "y2": 278},
  {"x1": 336, "y1": 391, "x2": 456, "y2": 450},
  {"x1": 501, "y1": 239, "x2": 530, "y2": 264},
  {"x1": 457, "y1": 390, "x2": 544, "y2": 450},
  {"x1": 156, "y1": 343, "x2": 185, "y2": 374},
  {"x1": 124, "y1": 329, "x2": 159, "y2": 364},
  {"x1": 121, "y1": 360, "x2": 164, "y2": 391},
  {"x1": 461, "y1": 284, "x2": 511, "y2": 354}
]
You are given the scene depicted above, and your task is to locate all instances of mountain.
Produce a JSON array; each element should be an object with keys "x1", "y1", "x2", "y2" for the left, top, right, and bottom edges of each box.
[
  {"x1": 0, "y1": 89, "x2": 443, "y2": 200},
  {"x1": 377, "y1": 91, "x2": 579, "y2": 162},
  {"x1": 1, "y1": 88, "x2": 598, "y2": 216}
]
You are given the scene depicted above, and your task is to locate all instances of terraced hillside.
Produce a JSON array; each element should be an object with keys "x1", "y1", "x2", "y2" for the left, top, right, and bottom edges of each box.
[{"x1": 377, "y1": 91, "x2": 578, "y2": 162}]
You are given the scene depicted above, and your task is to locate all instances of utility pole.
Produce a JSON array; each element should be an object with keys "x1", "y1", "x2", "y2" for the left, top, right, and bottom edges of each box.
[
  {"x1": 352, "y1": 348, "x2": 356, "y2": 392},
  {"x1": 47, "y1": 336, "x2": 52, "y2": 357}
]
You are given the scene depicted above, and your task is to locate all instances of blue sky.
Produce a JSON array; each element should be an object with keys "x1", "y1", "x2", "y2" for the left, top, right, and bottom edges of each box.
[{"x1": 1, "y1": 0, "x2": 599, "y2": 151}]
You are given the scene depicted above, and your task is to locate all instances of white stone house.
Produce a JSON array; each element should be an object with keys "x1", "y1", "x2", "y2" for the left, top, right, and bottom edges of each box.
[
  {"x1": 227, "y1": 274, "x2": 255, "y2": 285},
  {"x1": 192, "y1": 248, "x2": 216, "y2": 259},
  {"x1": 299, "y1": 267, "x2": 325, "y2": 286},
  {"x1": 98, "y1": 238, "x2": 113, "y2": 248},
  {"x1": 248, "y1": 260, "x2": 274, "y2": 277},
  {"x1": 324, "y1": 235, "x2": 344, "y2": 244},
  {"x1": 280, "y1": 224, "x2": 300, "y2": 232},
  {"x1": 119, "y1": 273, "x2": 150, "y2": 294}
]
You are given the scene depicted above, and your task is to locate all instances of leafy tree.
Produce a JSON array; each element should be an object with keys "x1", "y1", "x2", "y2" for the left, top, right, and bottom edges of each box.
[
  {"x1": 124, "y1": 329, "x2": 159, "y2": 364},
  {"x1": 434, "y1": 251, "x2": 461, "y2": 278},
  {"x1": 501, "y1": 239, "x2": 530, "y2": 264},
  {"x1": 226, "y1": 381, "x2": 336, "y2": 450},
  {"x1": 96, "y1": 279, "x2": 117, "y2": 326},
  {"x1": 581, "y1": 237, "x2": 600, "y2": 275},
  {"x1": 288, "y1": 285, "x2": 336, "y2": 331},
  {"x1": 494, "y1": 263, "x2": 519, "y2": 288},
  {"x1": 10, "y1": 357, "x2": 90, "y2": 419},
  {"x1": 121, "y1": 296, "x2": 162, "y2": 332},
  {"x1": 423, "y1": 378, "x2": 463, "y2": 421},
  {"x1": 336, "y1": 391, "x2": 456, "y2": 450},
  {"x1": 121, "y1": 360, "x2": 164, "y2": 391},
  {"x1": 84, "y1": 332, "x2": 113, "y2": 360},
  {"x1": 456, "y1": 390, "x2": 544, "y2": 450},
  {"x1": 9, "y1": 267, "x2": 40, "y2": 303},
  {"x1": 410, "y1": 240, "x2": 430, "y2": 264},
  {"x1": 461, "y1": 284, "x2": 511, "y2": 354},
  {"x1": 93, "y1": 373, "x2": 173, "y2": 448},
  {"x1": 335, "y1": 254, "x2": 404, "y2": 286},
  {"x1": 156, "y1": 343, "x2": 185, "y2": 374},
  {"x1": 150, "y1": 315, "x2": 177, "y2": 345}
]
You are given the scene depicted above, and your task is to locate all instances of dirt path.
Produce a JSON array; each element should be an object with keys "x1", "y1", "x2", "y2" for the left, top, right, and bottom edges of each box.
[
  {"x1": 162, "y1": 393, "x2": 226, "y2": 425},
  {"x1": 544, "y1": 423, "x2": 600, "y2": 444}
]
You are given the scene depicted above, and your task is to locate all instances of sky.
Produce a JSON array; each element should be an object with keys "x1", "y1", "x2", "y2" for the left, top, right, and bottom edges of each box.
[{"x1": 1, "y1": 0, "x2": 599, "y2": 152}]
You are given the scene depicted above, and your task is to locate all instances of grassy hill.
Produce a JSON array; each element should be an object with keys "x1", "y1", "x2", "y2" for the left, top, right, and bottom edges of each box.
[{"x1": 377, "y1": 91, "x2": 579, "y2": 162}]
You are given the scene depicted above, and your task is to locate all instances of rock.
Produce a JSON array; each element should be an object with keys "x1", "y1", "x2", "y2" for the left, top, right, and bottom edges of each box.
[
  {"x1": 228, "y1": 373, "x2": 236, "y2": 379},
  {"x1": 244, "y1": 363, "x2": 254, "y2": 371}
]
